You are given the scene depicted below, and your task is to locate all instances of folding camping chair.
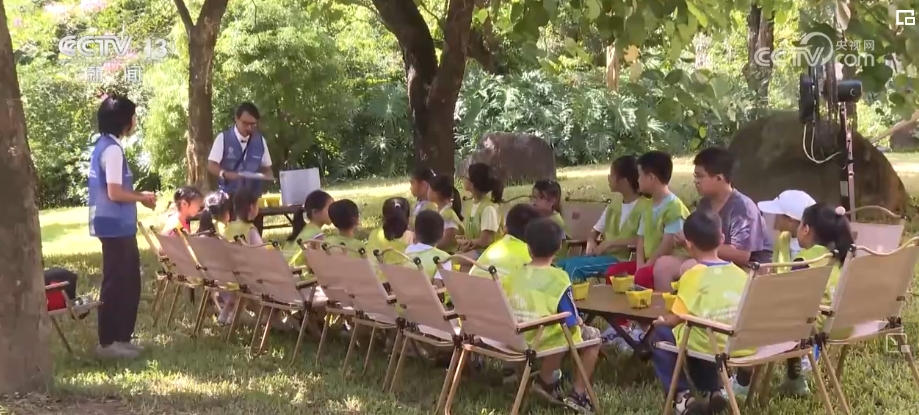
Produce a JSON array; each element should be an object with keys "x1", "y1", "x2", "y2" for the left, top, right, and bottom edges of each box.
[
  {"x1": 438, "y1": 256, "x2": 601, "y2": 415},
  {"x1": 655, "y1": 254, "x2": 837, "y2": 415},
  {"x1": 229, "y1": 241, "x2": 323, "y2": 365},
  {"x1": 137, "y1": 221, "x2": 174, "y2": 321},
  {"x1": 183, "y1": 235, "x2": 253, "y2": 341},
  {"x1": 45, "y1": 281, "x2": 102, "y2": 354},
  {"x1": 376, "y1": 249, "x2": 462, "y2": 409},
  {"x1": 152, "y1": 231, "x2": 208, "y2": 329},
  {"x1": 563, "y1": 196, "x2": 609, "y2": 256},
  {"x1": 302, "y1": 243, "x2": 359, "y2": 364},
  {"x1": 815, "y1": 238, "x2": 919, "y2": 415},
  {"x1": 845, "y1": 205, "x2": 906, "y2": 257},
  {"x1": 320, "y1": 246, "x2": 400, "y2": 375}
]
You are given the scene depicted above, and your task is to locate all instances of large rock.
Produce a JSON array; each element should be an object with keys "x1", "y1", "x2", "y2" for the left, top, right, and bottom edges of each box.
[
  {"x1": 459, "y1": 133, "x2": 557, "y2": 184},
  {"x1": 889, "y1": 122, "x2": 919, "y2": 151},
  {"x1": 729, "y1": 111, "x2": 909, "y2": 213}
]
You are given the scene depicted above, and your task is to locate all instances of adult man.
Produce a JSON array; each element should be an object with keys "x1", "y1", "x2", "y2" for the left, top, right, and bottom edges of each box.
[
  {"x1": 88, "y1": 94, "x2": 156, "y2": 359},
  {"x1": 207, "y1": 102, "x2": 273, "y2": 195},
  {"x1": 207, "y1": 102, "x2": 273, "y2": 232}
]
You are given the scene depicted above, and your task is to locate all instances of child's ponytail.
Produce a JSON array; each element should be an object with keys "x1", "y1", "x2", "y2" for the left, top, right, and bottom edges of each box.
[
  {"x1": 451, "y1": 187, "x2": 464, "y2": 221},
  {"x1": 198, "y1": 208, "x2": 217, "y2": 234},
  {"x1": 382, "y1": 197, "x2": 410, "y2": 241},
  {"x1": 802, "y1": 203, "x2": 855, "y2": 264},
  {"x1": 199, "y1": 191, "x2": 231, "y2": 235},
  {"x1": 288, "y1": 206, "x2": 307, "y2": 242},
  {"x1": 490, "y1": 177, "x2": 505, "y2": 204}
]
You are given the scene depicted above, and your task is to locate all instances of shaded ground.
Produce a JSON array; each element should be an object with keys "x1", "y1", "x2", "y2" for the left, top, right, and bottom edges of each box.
[{"x1": 27, "y1": 156, "x2": 919, "y2": 415}]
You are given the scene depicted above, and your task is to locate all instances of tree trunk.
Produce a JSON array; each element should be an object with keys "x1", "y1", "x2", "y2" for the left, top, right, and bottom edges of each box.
[
  {"x1": 372, "y1": 0, "x2": 475, "y2": 176},
  {"x1": 174, "y1": 0, "x2": 229, "y2": 191},
  {"x1": 0, "y1": 3, "x2": 53, "y2": 394},
  {"x1": 743, "y1": 5, "x2": 774, "y2": 107},
  {"x1": 605, "y1": 44, "x2": 621, "y2": 90}
]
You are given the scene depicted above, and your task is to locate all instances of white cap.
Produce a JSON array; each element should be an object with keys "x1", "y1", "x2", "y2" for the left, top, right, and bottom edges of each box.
[{"x1": 757, "y1": 190, "x2": 816, "y2": 221}]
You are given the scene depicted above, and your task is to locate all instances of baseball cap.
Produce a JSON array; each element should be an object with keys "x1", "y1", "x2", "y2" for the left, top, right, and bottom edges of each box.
[{"x1": 757, "y1": 190, "x2": 816, "y2": 221}]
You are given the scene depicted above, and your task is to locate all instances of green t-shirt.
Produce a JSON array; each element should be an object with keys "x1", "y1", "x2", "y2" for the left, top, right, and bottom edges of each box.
[
  {"x1": 675, "y1": 262, "x2": 754, "y2": 357},
  {"x1": 325, "y1": 234, "x2": 366, "y2": 258},
  {"x1": 472, "y1": 235, "x2": 532, "y2": 278},
  {"x1": 602, "y1": 197, "x2": 651, "y2": 260},
  {"x1": 794, "y1": 245, "x2": 851, "y2": 338},
  {"x1": 502, "y1": 265, "x2": 582, "y2": 351}
]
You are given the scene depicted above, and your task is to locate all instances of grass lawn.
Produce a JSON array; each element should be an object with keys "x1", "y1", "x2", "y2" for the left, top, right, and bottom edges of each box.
[{"x1": 6, "y1": 156, "x2": 919, "y2": 415}]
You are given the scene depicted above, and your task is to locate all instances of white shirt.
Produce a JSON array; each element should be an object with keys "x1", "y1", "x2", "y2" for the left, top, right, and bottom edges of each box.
[
  {"x1": 405, "y1": 243, "x2": 452, "y2": 280},
  {"x1": 470, "y1": 202, "x2": 499, "y2": 232},
  {"x1": 207, "y1": 127, "x2": 272, "y2": 167},
  {"x1": 100, "y1": 136, "x2": 126, "y2": 185},
  {"x1": 593, "y1": 199, "x2": 638, "y2": 233}
]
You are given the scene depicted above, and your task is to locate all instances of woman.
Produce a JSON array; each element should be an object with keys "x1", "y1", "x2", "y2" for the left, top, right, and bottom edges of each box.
[{"x1": 87, "y1": 94, "x2": 157, "y2": 360}]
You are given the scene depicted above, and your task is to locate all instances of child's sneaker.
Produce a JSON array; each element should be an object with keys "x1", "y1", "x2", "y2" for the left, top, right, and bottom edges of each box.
[
  {"x1": 531, "y1": 376, "x2": 565, "y2": 405},
  {"x1": 674, "y1": 391, "x2": 708, "y2": 415},
  {"x1": 564, "y1": 391, "x2": 596, "y2": 414},
  {"x1": 780, "y1": 376, "x2": 810, "y2": 397}
]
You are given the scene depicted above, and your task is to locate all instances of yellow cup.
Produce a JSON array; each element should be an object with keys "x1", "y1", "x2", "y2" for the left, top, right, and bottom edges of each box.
[
  {"x1": 572, "y1": 282, "x2": 590, "y2": 301},
  {"x1": 663, "y1": 292, "x2": 677, "y2": 311},
  {"x1": 671, "y1": 280, "x2": 680, "y2": 292},
  {"x1": 625, "y1": 288, "x2": 653, "y2": 309},
  {"x1": 611, "y1": 275, "x2": 634, "y2": 293}
]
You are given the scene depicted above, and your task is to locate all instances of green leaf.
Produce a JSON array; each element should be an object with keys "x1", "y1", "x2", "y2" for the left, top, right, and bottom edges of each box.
[
  {"x1": 625, "y1": 13, "x2": 647, "y2": 45},
  {"x1": 685, "y1": 2, "x2": 708, "y2": 28},
  {"x1": 585, "y1": 0, "x2": 602, "y2": 20},
  {"x1": 699, "y1": 125, "x2": 708, "y2": 138},
  {"x1": 890, "y1": 92, "x2": 906, "y2": 107},
  {"x1": 690, "y1": 136, "x2": 703, "y2": 150},
  {"x1": 473, "y1": 7, "x2": 489, "y2": 24},
  {"x1": 664, "y1": 69, "x2": 684, "y2": 85}
]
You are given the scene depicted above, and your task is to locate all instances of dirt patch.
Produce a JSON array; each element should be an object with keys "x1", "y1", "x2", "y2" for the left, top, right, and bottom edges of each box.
[{"x1": 0, "y1": 395, "x2": 134, "y2": 415}]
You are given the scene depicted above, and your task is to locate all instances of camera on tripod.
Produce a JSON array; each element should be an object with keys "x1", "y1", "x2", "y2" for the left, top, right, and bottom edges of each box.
[{"x1": 798, "y1": 65, "x2": 863, "y2": 123}]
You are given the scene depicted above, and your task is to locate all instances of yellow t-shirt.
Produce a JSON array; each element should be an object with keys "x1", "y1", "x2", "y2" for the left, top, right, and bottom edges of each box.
[
  {"x1": 472, "y1": 235, "x2": 532, "y2": 278},
  {"x1": 673, "y1": 261, "x2": 754, "y2": 357},
  {"x1": 324, "y1": 234, "x2": 366, "y2": 258}
]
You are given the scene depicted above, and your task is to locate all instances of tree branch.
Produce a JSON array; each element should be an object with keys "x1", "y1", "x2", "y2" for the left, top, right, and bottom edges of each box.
[
  {"x1": 172, "y1": 0, "x2": 194, "y2": 34},
  {"x1": 429, "y1": 0, "x2": 474, "y2": 104},
  {"x1": 198, "y1": 0, "x2": 230, "y2": 26}
]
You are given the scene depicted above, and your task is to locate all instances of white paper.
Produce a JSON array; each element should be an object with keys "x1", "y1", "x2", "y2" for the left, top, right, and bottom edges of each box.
[
  {"x1": 237, "y1": 172, "x2": 274, "y2": 181},
  {"x1": 280, "y1": 168, "x2": 321, "y2": 206}
]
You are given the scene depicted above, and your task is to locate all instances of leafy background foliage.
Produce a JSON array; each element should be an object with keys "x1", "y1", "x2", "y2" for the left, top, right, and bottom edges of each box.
[{"x1": 6, "y1": 0, "x2": 919, "y2": 208}]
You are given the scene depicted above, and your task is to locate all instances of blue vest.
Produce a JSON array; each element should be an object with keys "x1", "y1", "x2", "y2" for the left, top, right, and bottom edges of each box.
[
  {"x1": 88, "y1": 135, "x2": 137, "y2": 238},
  {"x1": 218, "y1": 127, "x2": 265, "y2": 195}
]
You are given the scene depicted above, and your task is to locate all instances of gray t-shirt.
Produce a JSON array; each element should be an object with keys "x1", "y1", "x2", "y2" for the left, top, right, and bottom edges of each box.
[{"x1": 697, "y1": 190, "x2": 773, "y2": 264}]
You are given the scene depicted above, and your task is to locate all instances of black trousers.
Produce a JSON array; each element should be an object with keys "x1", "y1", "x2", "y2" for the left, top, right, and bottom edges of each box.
[
  {"x1": 44, "y1": 267, "x2": 78, "y2": 300},
  {"x1": 98, "y1": 235, "x2": 142, "y2": 346}
]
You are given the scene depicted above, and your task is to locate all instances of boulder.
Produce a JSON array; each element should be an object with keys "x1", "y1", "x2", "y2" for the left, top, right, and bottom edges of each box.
[
  {"x1": 889, "y1": 121, "x2": 919, "y2": 151},
  {"x1": 459, "y1": 133, "x2": 557, "y2": 184},
  {"x1": 729, "y1": 111, "x2": 909, "y2": 213}
]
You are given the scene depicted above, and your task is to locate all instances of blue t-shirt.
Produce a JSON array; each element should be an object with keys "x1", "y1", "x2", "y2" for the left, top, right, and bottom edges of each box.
[
  {"x1": 637, "y1": 193, "x2": 685, "y2": 236},
  {"x1": 557, "y1": 288, "x2": 578, "y2": 327}
]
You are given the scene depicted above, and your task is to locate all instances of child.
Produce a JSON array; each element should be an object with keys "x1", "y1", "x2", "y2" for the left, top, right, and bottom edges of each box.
[
  {"x1": 284, "y1": 190, "x2": 334, "y2": 265},
  {"x1": 502, "y1": 218, "x2": 601, "y2": 412},
  {"x1": 756, "y1": 190, "x2": 816, "y2": 265},
  {"x1": 161, "y1": 186, "x2": 203, "y2": 236},
  {"x1": 198, "y1": 191, "x2": 232, "y2": 236},
  {"x1": 403, "y1": 210, "x2": 452, "y2": 280},
  {"x1": 684, "y1": 147, "x2": 772, "y2": 270},
  {"x1": 324, "y1": 199, "x2": 365, "y2": 255},
  {"x1": 428, "y1": 175, "x2": 465, "y2": 253},
  {"x1": 460, "y1": 163, "x2": 503, "y2": 257},
  {"x1": 532, "y1": 180, "x2": 569, "y2": 241},
  {"x1": 609, "y1": 151, "x2": 689, "y2": 291},
  {"x1": 409, "y1": 167, "x2": 438, "y2": 229},
  {"x1": 649, "y1": 210, "x2": 752, "y2": 414},
  {"x1": 473, "y1": 203, "x2": 541, "y2": 278},
  {"x1": 225, "y1": 189, "x2": 263, "y2": 245},
  {"x1": 733, "y1": 203, "x2": 854, "y2": 398},
  {"x1": 369, "y1": 197, "x2": 415, "y2": 265},
  {"x1": 558, "y1": 155, "x2": 650, "y2": 281}
]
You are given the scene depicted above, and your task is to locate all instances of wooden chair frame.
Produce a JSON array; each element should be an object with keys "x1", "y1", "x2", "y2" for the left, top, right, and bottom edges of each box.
[
  {"x1": 815, "y1": 239, "x2": 919, "y2": 415},
  {"x1": 45, "y1": 281, "x2": 101, "y2": 354},
  {"x1": 657, "y1": 254, "x2": 838, "y2": 415},
  {"x1": 437, "y1": 255, "x2": 602, "y2": 415}
]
